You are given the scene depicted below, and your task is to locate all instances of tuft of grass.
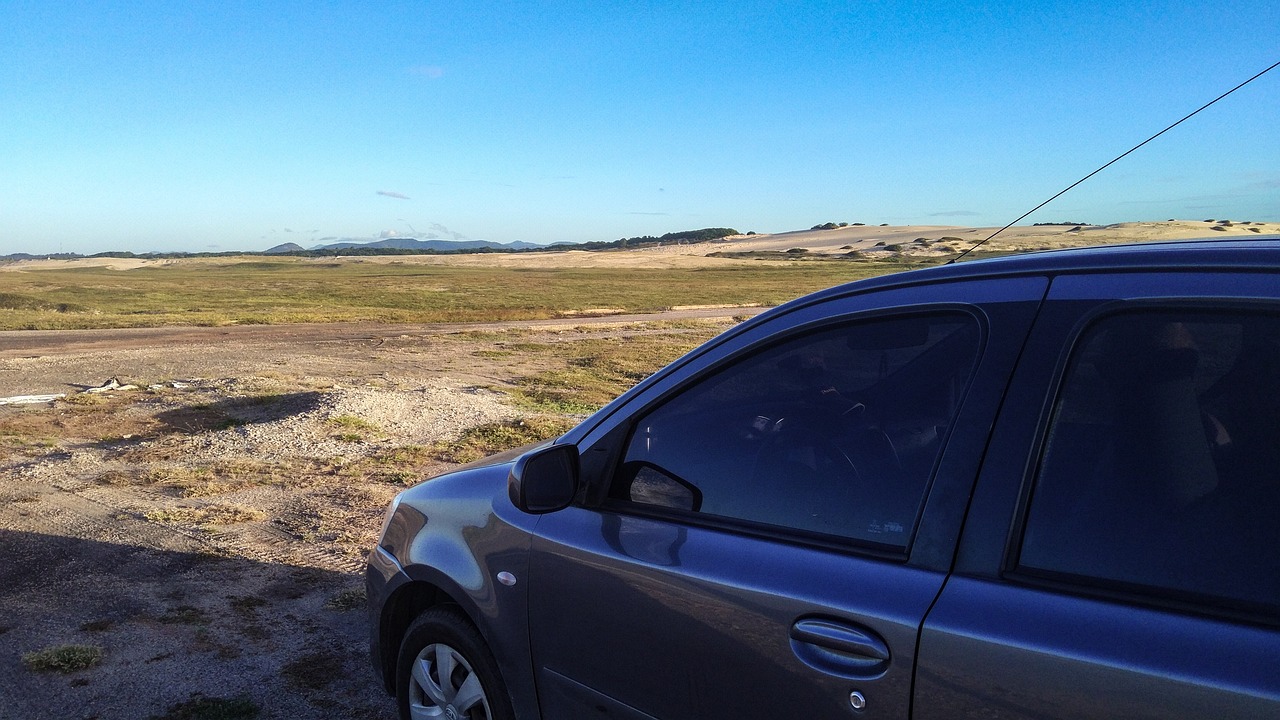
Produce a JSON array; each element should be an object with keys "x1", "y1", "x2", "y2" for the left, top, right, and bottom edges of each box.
[
  {"x1": 326, "y1": 414, "x2": 378, "y2": 430},
  {"x1": 149, "y1": 696, "x2": 260, "y2": 720},
  {"x1": 144, "y1": 504, "x2": 266, "y2": 528},
  {"x1": 431, "y1": 417, "x2": 576, "y2": 464},
  {"x1": 324, "y1": 587, "x2": 366, "y2": 611},
  {"x1": 22, "y1": 644, "x2": 103, "y2": 673},
  {"x1": 506, "y1": 327, "x2": 725, "y2": 413},
  {"x1": 60, "y1": 392, "x2": 105, "y2": 406}
]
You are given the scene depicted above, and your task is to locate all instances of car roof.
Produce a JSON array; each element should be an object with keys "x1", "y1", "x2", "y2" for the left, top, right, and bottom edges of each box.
[{"x1": 797, "y1": 236, "x2": 1280, "y2": 307}]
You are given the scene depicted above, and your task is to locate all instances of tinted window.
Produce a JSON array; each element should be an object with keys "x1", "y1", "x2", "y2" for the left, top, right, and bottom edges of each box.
[
  {"x1": 613, "y1": 313, "x2": 981, "y2": 549},
  {"x1": 1020, "y1": 310, "x2": 1280, "y2": 616}
]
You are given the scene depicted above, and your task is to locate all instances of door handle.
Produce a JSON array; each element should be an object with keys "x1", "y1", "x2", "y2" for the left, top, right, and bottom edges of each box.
[{"x1": 790, "y1": 618, "x2": 891, "y2": 677}]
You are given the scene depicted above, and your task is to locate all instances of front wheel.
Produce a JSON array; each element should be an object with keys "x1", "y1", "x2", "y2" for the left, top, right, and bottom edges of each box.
[{"x1": 395, "y1": 607, "x2": 514, "y2": 720}]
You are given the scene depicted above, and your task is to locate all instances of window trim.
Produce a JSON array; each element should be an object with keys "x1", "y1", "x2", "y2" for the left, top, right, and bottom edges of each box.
[
  {"x1": 1004, "y1": 299, "x2": 1280, "y2": 627},
  {"x1": 590, "y1": 305, "x2": 989, "y2": 561}
]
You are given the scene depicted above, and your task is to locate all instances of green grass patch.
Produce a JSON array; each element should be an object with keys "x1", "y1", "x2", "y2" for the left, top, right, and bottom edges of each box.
[
  {"x1": 431, "y1": 417, "x2": 577, "y2": 464},
  {"x1": 326, "y1": 414, "x2": 379, "y2": 431},
  {"x1": 22, "y1": 644, "x2": 103, "y2": 673},
  {"x1": 508, "y1": 328, "x2": 725, "y2": 413},
  {"x1": 0, "y1": 257, "x2": 895, "y2": 330}
]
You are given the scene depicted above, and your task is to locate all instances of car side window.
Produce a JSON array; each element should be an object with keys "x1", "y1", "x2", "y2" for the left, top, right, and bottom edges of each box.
[
  {"x1": 1018, "y1": 309, "x2": 1280, "y2": 617},
  {"x1": 611, "y1": 312, "x2": 981, "y2": 550}
]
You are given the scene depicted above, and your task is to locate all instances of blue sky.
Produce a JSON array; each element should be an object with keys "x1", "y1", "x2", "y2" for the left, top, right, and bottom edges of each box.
[{"x1": 2, "y1": 1, "x2": 1277, "y2": 255}]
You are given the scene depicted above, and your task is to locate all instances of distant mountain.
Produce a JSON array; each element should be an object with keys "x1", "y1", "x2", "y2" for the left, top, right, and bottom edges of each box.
[
  {"x1": 0, "y1": 252, "x2": 84, "y2": 261},
  {"x1": 264, "y1": 242, "x2": 307, "y2": 254},
  {"x1": 312, "y1": 238, "x2": 542, "y2": 252}
]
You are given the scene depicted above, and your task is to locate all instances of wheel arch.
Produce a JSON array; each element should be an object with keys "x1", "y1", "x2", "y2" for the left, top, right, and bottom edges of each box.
[{"x1": 376, "y1": 574, "x2": 470, "y2": 695}]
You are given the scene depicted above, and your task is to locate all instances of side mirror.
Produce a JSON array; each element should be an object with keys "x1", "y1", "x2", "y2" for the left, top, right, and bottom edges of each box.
[{"x1": 508, "y1": 444, "x2": 580, "y2": 514}]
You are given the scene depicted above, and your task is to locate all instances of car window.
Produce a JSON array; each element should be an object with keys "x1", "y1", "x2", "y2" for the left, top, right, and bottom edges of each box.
[
  {"x1": 611, "y1": 312, "x2": 981, "y2": 550},
  {"x1": 1018, "y1": 309, "x2": 1280, "y2": 617}
]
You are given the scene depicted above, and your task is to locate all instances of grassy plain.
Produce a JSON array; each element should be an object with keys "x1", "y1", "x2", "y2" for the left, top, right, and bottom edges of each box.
[{"x1": 0, "y1": 256, "x2": 919, "y2": 331}]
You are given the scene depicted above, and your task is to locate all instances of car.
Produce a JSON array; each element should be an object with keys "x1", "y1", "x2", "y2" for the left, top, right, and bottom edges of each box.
[{"x1": 367, "y1": 237, "x2": 1280, "y2": 720}]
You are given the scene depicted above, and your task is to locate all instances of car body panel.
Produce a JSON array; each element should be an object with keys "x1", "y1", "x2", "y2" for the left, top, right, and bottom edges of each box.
[
  {"x1": 916, "y1": 577, "x2": 1280, "y2": 720},
  {"x1": 367, "y1": 463, "x2": 543, "y2": 717}
]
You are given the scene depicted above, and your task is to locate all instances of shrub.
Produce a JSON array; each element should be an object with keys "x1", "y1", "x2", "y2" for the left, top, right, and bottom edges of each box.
[{"x1": 22, "y1": 645, "x2": 103, "y2": 673}]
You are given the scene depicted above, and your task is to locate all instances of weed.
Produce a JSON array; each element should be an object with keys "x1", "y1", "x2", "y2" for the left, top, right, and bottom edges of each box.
[
  {"x1": 149, "y1": 695, "x2": 260, "y2": 720},
  {"x1": 505, "y1": 327, "x2": 723, "y2": 413},
  {"x1": 325, "y1": 587, "x2": 366, "y2": 611},
  {"x1": 326, "y1": 414, "x2": 379, "y2": 431},
  {"x1": 145, "y1": 504, "x2": 266, "y2": 528},
  {"x1": 96, "y1": 469, "x2": 139, "y2": 486},
  {"x1": 22, "y1": 644, "x2": 103, "y2": 673},
  {"x1": 431, "y1": 417, "x2": 576, "y2": 464},
  {"x1": 60, "y1": 393, "x2": 104, "y2": 406}
]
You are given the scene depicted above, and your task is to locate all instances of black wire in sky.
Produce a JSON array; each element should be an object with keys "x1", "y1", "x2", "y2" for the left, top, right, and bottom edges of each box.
[{"x1": 948, "y1": 57, "x2": 1280, "y2": 264}]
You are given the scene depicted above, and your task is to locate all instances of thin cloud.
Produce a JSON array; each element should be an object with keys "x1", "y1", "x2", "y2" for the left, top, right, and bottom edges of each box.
[
  {"x1": 377, "y1": 190, "x2": 411, "y2": 200},
  {"x1": 429, "y1": 222, "x2": 470, "y2": 241},
  {"x1": 408, "y1": 65, "x2": 445, "y2": 79}
]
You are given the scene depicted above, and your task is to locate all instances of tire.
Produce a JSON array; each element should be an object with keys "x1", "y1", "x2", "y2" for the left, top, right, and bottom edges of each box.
[{"x1": 395, "y1": 607, "x2": 515, "y2": 720}]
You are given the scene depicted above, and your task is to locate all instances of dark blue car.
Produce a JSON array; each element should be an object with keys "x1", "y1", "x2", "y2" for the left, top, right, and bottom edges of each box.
[{"x1": 368, "y1": 238, "x2": 1280, "y2": 719}]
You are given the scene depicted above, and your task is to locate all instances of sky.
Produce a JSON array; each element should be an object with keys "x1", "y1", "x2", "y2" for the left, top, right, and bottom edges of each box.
[{"x1": 2, "y1": 1, "x2": 1277, "y2": 255}]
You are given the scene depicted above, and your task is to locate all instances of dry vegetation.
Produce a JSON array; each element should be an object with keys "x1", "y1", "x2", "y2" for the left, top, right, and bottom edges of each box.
[{"x1": 0, "y1": 317, "x2": 730, "y2": 718}]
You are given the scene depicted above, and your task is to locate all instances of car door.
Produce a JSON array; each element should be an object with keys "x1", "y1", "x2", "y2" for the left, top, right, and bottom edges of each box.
[
  {"x1": 526, "y1": 276, "x2": 1048, "y2": 719},
  {"x1": 916, "y1": 271, "x2": 1280, "y2": 719}
]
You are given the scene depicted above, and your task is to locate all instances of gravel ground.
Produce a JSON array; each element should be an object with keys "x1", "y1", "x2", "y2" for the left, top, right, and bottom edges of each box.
[
  {"x1": 0, "y1": 313, "x2": 744, "y2": 719},
  {"x1": 0, "y1": 321, "x2": 612, "y2": 719}
]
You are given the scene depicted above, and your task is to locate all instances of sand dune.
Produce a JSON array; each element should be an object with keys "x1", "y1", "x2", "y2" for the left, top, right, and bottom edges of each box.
[{"x1": 5, "y1": 220, "x2": 1277, "y2": 272}]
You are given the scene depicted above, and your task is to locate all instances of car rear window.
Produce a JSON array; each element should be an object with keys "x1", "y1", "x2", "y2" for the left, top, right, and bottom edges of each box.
[{"x1": 1018, "y1": 308, "x2": 1280, "y2": 619}]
